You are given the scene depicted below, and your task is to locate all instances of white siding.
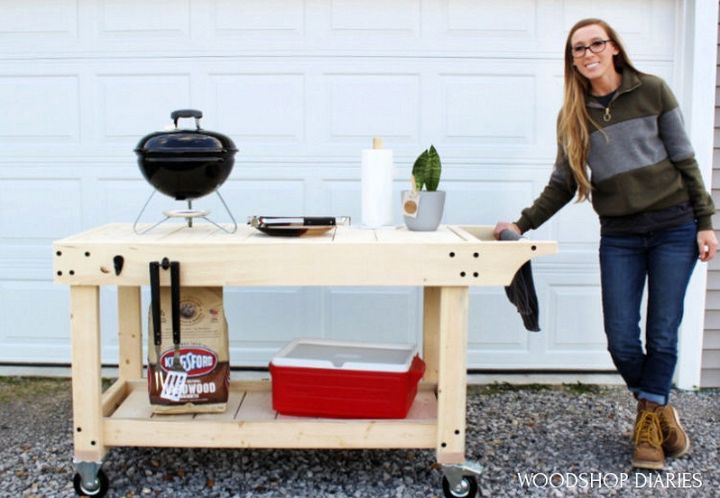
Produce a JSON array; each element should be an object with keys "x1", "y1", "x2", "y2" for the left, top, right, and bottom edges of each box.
[{"x1": 701, "y1": 19, "x2": 720, "y2": 388}]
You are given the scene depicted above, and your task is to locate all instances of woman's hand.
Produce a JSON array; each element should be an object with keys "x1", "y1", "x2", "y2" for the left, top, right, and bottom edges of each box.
[
  {"x1": 493, "y1": 222, "x2": 521, "y2": 240},
  {"x1": 697, "y1": 229, "x2": 718, "y2": 262}
]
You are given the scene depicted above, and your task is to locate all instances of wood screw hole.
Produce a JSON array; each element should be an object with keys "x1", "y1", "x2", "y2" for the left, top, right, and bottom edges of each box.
[{"x1": 449, "y1": 252, "x2": 455, "y2": 258}]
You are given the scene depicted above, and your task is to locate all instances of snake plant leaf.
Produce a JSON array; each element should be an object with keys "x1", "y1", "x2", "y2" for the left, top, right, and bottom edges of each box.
[
  {"x1": 412, "y1": 149, "x2": 429, "y2": 190},
  {"x1": 424, "y1": 145, "x2": 441, "y2": 191}
]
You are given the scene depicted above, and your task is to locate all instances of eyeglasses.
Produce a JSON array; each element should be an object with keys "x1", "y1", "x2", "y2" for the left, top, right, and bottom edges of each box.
[{"x1": 571, "y1": 39, "x2": 611, "y2": 58}]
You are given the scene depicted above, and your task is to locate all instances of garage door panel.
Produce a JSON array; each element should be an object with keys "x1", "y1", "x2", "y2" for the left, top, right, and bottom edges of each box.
[
  {"x1": 0, "y1": 76, "x2": 80, "y2": 142},
  {"x1": 213, "y1": 0, "x2": 306, "y2": 35},
  {"x1": 208, "y1": 73, "x2": 305, "y2": 141},
  {"x1": 563, "y1": 0, "x2": 675, "y2": 57},
  {"x1": 468, "y1": 288, "x2": 531, "y2": 351},
  {"x1": 554, "y1": 200, "x2": 600, "y2": 245},
  {"x1": 323, "y1": 73, "x2": 421, "y2": 142},
  {"x1": 548, "y1": 284, "x2": 606, "y2": 350},
  {"x1": 0, "y1": 0, "x2": 677, "y2": 60},
  {"x1": 0, "y1": 0, "x2": 78, "y2": 39},
  {"x1": 97, "y1": 74, "x2": 192, "y2": 141},
  {"x1": 325, "y1": 287, "x2": 420, "y2": 345},
  {"x1": 329, "y1": 0, "x2": 421, "y2": 32},
  {"x1": 442, "y1": 178, "x2": 536, "y2": 226},
  {"x1": 98, "y1": 0, "x2": 191, "y2": 37},
  {"x1": 215, "y1": 179, "x2": 306, "y2": 217},
  {"x1": 467, "y1": 272, "x2": 614, "y2": 370},
  {"x1": 444, "y1": 0, "x2": 536, "y2": 36},
  {"x1": 0, "y1": 0, "x2": 680, "y2": 369},
  {"x1": 0, "y1": 246, "x2": 54, "y2": 281},
  {"x1": 0, "y1": 282, "x2": 71, "y2": 362},
  {"x1": 95, "y1": 178, "x2": 162, "y2": 225},
  {"x1": 441, "y1": 74, "x2": 535, "y2": 144},
  {"x1": 0, "y1": 179, "x2": 83, "y2": 239}
]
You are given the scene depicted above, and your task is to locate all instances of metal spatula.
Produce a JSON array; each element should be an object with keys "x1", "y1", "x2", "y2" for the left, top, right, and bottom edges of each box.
[{"x1": 160, "y1": 261, "x2": 187, "y2": 401}]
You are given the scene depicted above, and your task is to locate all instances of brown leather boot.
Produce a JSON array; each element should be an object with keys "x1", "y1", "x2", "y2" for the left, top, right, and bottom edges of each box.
[
  {"x1": 658, "y1": 404, "x2": 690, "y2": 458},
  {"x1": 631, "y1": 400, "x2": 665, "y2": 470}
]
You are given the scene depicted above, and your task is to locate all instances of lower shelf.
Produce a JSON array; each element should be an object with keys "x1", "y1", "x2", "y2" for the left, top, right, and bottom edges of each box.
[{"x1": 102, "y1": 379, "x2": 438, "y2": 449}]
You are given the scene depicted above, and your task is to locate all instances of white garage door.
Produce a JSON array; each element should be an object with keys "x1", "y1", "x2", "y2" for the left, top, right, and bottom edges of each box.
[{"x1": 0, "y1": 0, "x2": 680, "y2": 369}]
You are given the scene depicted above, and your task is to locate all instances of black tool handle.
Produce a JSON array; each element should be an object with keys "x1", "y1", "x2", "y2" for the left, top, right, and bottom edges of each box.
[
  {"x1": 149, "y1": 262, "x2": 162, "y2": 347},
  {"x1": 171, "y1": 109, "x2": 203, "y2": 129},
  {"x1": 303, "y1": 217, "x2": 336, "y2": 226},
  {"x1": 170, "y1": 261, "x2": 181, "y2": 346}
]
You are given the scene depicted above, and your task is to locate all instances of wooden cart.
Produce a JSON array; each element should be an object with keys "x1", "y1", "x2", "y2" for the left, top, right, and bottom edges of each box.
[{"x1": 53, "y1": 223, "x2": 556, "y2": 497}]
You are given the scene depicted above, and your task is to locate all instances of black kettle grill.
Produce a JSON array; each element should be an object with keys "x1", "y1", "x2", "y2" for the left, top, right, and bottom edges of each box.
[{"x1": 133, "y1": 109, "x2": 238, "y2": 234}]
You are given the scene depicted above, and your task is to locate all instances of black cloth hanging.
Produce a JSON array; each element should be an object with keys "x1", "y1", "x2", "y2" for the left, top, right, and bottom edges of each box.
[{"x1": 499, "y1": 229, "x2": 540, "y2": 332}]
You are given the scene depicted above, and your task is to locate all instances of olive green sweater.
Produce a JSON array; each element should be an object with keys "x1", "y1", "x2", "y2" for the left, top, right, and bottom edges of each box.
[{"x1": 515, "y1": 69, "x2": 715, "y2": 233}]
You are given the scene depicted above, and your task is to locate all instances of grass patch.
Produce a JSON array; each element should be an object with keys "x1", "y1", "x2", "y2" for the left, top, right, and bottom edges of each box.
[
  {"x1": 470, "y1": 382, "x2": 553, "y2": 395},
  {"x1": 561, "y1": 381, "x2": 604, "y2": 394},
  {"x1": 0, "y1": 376, "x2": 118, "y2": 403},
  {"x1": 0, "y1": 376, "x2": 70, "y2": 403},
  {"x1": 470, "y1": 381, "x2": 606, "y2": 395}
]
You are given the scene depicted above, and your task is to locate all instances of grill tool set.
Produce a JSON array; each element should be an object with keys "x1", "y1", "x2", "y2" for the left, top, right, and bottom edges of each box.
[{"x1": 149, "y1": 258, "x2": 187, "y2": 401}]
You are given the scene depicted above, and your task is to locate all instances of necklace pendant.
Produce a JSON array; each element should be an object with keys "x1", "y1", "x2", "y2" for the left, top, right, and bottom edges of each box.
[{"x1": 603, "y1": 107, "x2": 611, "y2": 122}]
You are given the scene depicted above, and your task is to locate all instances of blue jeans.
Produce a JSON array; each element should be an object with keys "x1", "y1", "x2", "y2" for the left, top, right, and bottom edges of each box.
[{"x1": 599, "y1": 222, "x2": 698, "y2": 406}]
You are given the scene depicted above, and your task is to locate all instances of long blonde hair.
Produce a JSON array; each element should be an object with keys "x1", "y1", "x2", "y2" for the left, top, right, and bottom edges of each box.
[{"x1": 559, "y1": 19, "x2": 639, "y2": 201}]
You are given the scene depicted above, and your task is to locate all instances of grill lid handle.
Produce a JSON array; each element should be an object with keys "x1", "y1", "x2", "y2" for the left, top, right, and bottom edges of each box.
[{"x1": 171, "y1": 109, "x2": 203, "y2": 129}]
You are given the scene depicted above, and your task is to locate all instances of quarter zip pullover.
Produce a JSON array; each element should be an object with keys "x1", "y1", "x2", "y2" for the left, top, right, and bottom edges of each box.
[{"x1": 515, "y1": 68, "x2": 714, "y2": 233}]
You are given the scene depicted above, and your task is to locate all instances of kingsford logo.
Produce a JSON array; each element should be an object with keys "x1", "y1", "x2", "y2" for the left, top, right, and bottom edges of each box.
[{"x1": 160, "y1": 347, "x2": 217, "y2": 377}]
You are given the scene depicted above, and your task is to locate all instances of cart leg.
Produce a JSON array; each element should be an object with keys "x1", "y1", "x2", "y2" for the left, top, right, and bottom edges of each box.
[
  {"x1": 436, "y1": 286, "x2": 468, "y2": 465},
  {"x1": 71, "y1": 286, "x2": 107, "y2": 462},
  {"x1": 422, "y1": 287, "x2": 441, "y2": 384},
  {"x1": 117, "y1": 286, "x2": 143, "y2": 381}
]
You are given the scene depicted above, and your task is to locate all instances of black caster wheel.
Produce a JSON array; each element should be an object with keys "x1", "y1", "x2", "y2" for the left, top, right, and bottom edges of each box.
[
  {"x1": 442, "y1": 475, "x2": 478, "y2": 498},
  {"x1": 73, "y1": 469, "x2": 109, "y2": 497}
]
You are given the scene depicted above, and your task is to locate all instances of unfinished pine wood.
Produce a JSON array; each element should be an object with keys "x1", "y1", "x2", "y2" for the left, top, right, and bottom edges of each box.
[
  {"x1": 71, "y1": 286, "x2": 106, "y2": 462},
  {"x1": 422, "y1": 287, "x2": 441, "y2": 384},
  {"x1": 194, "y1": 391, "x2": 245, "y2": 421},
  {"x1": 104, "y1": 418, "x2": 436, "y2": 449},
  {"x1": 103, "y1": 379, "x2": 437, "y2": 448},
  {"x1": 101, "y1": 379, "x2": 129, "y2": 418},
  {"x1": 236, "y1": 391, "x2": 276, "y2": 421},
  {"x1": 117, "y1": 286, "x2": 143, "y2": 381},
  {"x1": 111, "y1": 388, "x2": 153, "y2": 420},
  {"x1": 436, "y1": 286, "x2": 469, "y2": 465},
  {"x1": 56, "y1": 223, "x2": 558, "y2": 466},
  {"x1": 53, "y1": 224, "x2": 557, "y2": 287},
  {"x1": 374, "y1": 226, "x2": 463, "y2": 243},
  {"x1": 403, "y1": 391, "x2": 438, "y2": 419}
]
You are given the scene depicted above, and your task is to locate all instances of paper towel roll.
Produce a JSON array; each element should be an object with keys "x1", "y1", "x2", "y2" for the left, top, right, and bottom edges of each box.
[{"x1": 361, "y1": 148, "x2": 394, "y2": 227}]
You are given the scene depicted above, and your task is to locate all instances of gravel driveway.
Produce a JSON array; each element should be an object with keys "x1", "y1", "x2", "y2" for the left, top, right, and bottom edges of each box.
[{"x1": 1, "y1": 377, "x2": 718, "y2": 498}]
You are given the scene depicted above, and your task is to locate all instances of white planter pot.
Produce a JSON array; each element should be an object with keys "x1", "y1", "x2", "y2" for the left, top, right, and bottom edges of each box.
[{"x1": 402, "y1": 190, "x2": 445, "y2": 231}]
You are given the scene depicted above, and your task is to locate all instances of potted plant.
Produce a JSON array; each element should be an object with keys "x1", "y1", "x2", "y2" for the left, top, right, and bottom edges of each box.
[{"x1": 402, "y1": 145, "x2": 445, "y2": 231}]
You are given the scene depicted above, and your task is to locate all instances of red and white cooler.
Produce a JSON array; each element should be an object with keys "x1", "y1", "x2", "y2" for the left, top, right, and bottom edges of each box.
[{"x1": 269, "y1": 338, "x2": 425, "y2": 419}]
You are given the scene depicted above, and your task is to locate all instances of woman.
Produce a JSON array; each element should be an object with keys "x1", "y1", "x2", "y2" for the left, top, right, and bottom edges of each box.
[{"x1": 494, "y1": 18, "x2": 717, "y2": 470}]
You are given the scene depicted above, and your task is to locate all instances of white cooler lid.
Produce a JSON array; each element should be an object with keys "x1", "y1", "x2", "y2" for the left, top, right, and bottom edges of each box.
[{"x1": 271, "y1": 338, "x2": 417, "y2": 372}]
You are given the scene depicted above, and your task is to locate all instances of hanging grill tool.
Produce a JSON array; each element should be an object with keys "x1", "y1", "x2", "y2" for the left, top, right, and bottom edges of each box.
[{"x1": 149, "y1": 258, "x2": 187, "y2": 401}]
